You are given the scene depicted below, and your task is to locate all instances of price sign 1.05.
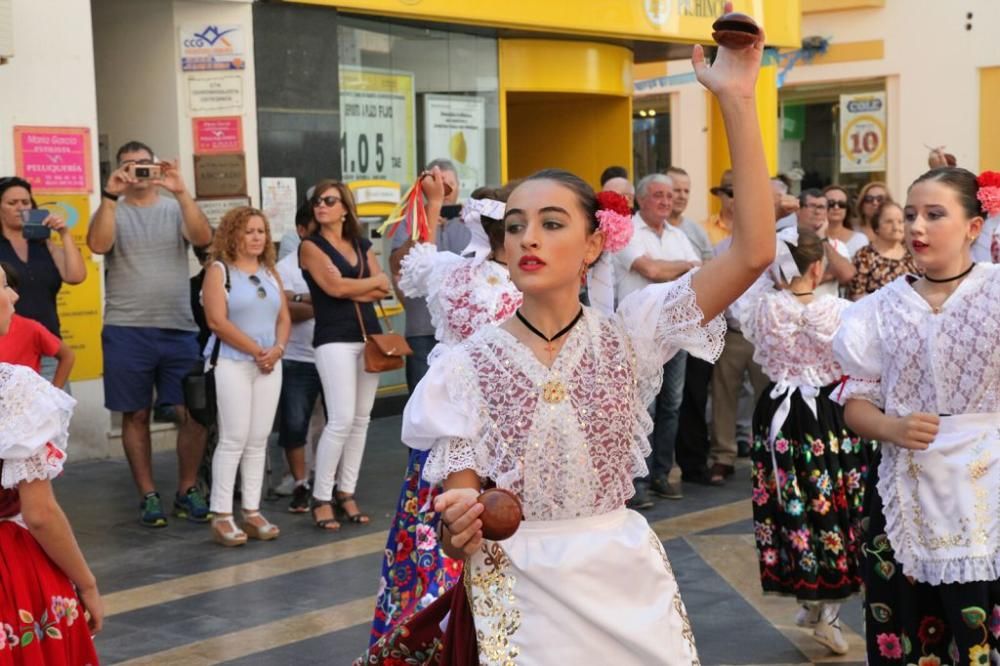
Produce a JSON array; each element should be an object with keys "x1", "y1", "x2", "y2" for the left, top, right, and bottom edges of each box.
[{"x1": 341, "y1": 132, "x2": 386, "y2": 176}]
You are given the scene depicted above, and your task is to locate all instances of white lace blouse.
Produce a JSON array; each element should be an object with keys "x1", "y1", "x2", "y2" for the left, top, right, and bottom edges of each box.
[
  {"x1": 832, "y1": 264, "x2": 1000, "y2": 415},
  {"x1": 737, "y1": 282, "x2": 849, "y2": 388},
  {"x1": 0, "y1": 363, "x2": 75, "y2": 491},
  {"x1": 402, "y1": 274, "x2": 725, "y2": 521},
  {"x1": 398, "y1": 242, "x2": 522, "y2": 347}
]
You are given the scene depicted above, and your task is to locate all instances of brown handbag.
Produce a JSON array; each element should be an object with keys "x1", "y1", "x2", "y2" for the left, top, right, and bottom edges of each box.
[{"x1": 353, "y1": 241, "x2": 412, "y2": 373}]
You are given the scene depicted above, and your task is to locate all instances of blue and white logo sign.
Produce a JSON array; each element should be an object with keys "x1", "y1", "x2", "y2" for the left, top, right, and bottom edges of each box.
[{"x1": 180, "y1": 24, "x2": 246, "y2": 72}]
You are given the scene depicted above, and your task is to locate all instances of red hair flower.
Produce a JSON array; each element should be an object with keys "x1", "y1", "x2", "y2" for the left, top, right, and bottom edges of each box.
[
  {"x1": 978, "y1": 171, "x2": 1000, "y2": 217},
  {"x1": 594, "y1": 191, "x2": 634, "y2": 253}
]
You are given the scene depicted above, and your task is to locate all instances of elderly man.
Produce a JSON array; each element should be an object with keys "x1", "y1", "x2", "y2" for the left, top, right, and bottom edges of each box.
[
  {"x1": 795, "y1": 188, "x2": 855, "y2": 297},
  {"x1": 614, "y1": 173, "x2": 701, "y2": 506}
]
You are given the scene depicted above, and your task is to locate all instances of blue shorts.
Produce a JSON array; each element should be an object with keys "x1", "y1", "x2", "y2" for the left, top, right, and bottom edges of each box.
[
  {"x1": 277, "y1": 359, "x2": 324, "y2": 449},
  {"x1": 102, "y1": 325, "x2": 201, "y2": 413}
]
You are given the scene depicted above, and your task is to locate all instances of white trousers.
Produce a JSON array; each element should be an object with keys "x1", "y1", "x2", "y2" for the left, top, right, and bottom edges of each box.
[
  {"x1": 210, "y1": 359, "x2": 283, "y2": 514},
  {"x1": 313, "y1": 342, "x2": 379, "y2": 500}
]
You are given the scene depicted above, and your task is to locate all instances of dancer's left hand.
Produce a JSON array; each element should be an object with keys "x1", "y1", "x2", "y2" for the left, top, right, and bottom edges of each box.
[{"x1": 435, "y1": 488, "x2": 484, "y2": 558}]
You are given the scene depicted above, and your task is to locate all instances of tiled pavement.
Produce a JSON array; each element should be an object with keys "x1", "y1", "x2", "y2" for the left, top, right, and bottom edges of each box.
[{"x1": 58, "y1": 415, "x2": 867, "y2": 665}]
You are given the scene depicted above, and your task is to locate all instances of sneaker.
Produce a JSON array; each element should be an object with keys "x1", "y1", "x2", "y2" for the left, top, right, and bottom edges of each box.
[
  {"x1": 626, "y1": 486, "x2": 655, "y2": 510},
  {"x1": 289, "y1": 483, "x2": 311, "y2": 513},
  {"x1": 274, "y1": 473, "x2": 296, "y2": 497},
  {"x1": 174, "y1": 486, "x2": 212, "y2": 523},
  {"x1": 795, "y1": 603, "x2": 821, "y2": 627},
  {"x1": 650, "y1": 477, "x2": 683, "y2": 500},
  {"x1": 813, "y1": 611, "x2": 849, "y2": 655},
  {"x1": 140, "y1": 492, "x2": 168, "y2": 528}
]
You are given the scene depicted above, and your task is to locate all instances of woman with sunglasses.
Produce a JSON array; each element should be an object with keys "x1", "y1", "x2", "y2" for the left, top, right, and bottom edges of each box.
[
  {"x1": 299, "y1": 181, "x2": 392, "y2": 531},
  {"x1": 202, "y1": 206, "x2": 290, "y2": 546},
  {"x1": 854, "y1": 181, "x2": 893, "y2": 242},
  {"x1": 823, "y1": 185, "x2": 869, "y2": 258}
]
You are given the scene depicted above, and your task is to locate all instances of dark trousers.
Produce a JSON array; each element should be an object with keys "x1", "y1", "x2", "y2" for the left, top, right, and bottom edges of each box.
[
  {"x1": 404, "y1": 334, "x2": 437, "y2": 394},
  {"x1": 640, "y1": 350, "x2": 687, "y2": 487},
  {"x1": 676, "y1": 356, "x2": 713, "y2": 475}
]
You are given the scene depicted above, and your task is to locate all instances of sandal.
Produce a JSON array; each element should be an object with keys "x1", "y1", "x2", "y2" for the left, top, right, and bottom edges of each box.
[
  {"x1": 211, "y1": 514, "x2": 248, "y2": 547},
  {"x1": 310, "y1": 500, "x2": 341, "y2": 531},
  {"x1": 241, "y1": 511, "x2": 280, "y2": 541},
  {"x1": 335, "y1": 493, "x2": 370, "y2": 524}
]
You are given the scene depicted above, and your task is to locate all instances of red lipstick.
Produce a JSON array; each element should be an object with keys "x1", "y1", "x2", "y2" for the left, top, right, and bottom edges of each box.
[{"x1": 518, "y1": 255, "x2": 546, "y2": 271}]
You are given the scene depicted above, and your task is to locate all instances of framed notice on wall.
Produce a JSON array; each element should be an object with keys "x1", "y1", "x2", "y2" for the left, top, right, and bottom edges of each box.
[
  {"x1": 338, "y1": 66, "x2": 416, "y2": 186},
  {"x1": 839, "y1": 92, "x2": 887, "y2": 174},
  {"x1": 14, "y1": 126, "x2": 93, "y2": 193},
  {"x1": 193, "y1": 116, "x2": 243, "y2": 154},
  {"x1": 423, "y1": 95, "x2": 486, "y2": 200},
  {"x1": 194, "y1": 153, "x2": 247, "y2": 198}
]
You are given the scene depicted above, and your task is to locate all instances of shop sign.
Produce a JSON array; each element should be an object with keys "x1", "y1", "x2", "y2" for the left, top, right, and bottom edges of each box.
[
  {"x1": 13, "y1": 126, "x2": 92, "y2": 193},
  {"x1": 338, "y1": 67, "x2": 416, "y2": 186},
  {"x1": 187, "y1": 74, "x2": 244, "y2": 114},
  {"x1": 193, "y1": 116, "x2": 243, "y2": 154},
  {"x1": 839, "y1": 92, "x2": 887, "y2": 173},
  {"x1": 197, "y1": 197, "x2": 251, "y2": 228},
  {"x1": 194, "y1": 153, "x2": 247, "y2": 198},
  {"x1": 423, "y1": 95, "x2": 486, "y2": 200},
  {"x1": 180, "y1": 24, "x2": 246, "y2": 71}
]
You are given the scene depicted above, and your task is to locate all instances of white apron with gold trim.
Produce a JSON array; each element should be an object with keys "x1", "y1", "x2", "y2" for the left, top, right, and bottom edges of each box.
[
  {"x1": 878, "y1": 413, "x2": 1000, "y2": 584},
  {"x1": 464, "y1": 509, "x2": 699, "y2": 666}
]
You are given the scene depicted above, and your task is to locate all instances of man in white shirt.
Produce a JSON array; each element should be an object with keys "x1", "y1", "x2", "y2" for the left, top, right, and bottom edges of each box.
[
  {"x1": 275, "y1": 212, "x2": 325, "y2": 513},
  {"x1": 614, "y1": 174, "x2": 700, "y2": 505}
]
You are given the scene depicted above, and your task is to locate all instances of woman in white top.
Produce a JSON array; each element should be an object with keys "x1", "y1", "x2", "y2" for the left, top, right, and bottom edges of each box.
[
  {"x1": 823, "y1": 185, "x2": 869, "y2": 258},
  {"x1": 834, "y1": 167, "x2": 1000, "y2": 665},
  {"x1": 360, "y1": 22, "x2": 776, "y2": 664}
]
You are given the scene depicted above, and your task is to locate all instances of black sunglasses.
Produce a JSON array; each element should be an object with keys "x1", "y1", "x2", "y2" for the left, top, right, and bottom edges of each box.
[
  {"x1": 312, "y1": 195, "x2": 341, "y2": 208},
  {"x1": 827, "y1": 200, "x2": 849, "y2": 209},
  {"x1": 248, "y1": 274, "x2": 267, "y2": 299},
  {"x1": 719, "y1": 188, "x2": 734, "y2": 198},
  {"x1": 862, "y1": 194, "x2": 886, "y2": 204}
]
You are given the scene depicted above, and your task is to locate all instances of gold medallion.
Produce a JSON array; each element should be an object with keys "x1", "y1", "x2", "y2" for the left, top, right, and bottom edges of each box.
[{"x1": 541, "y1": 379, "x2": 566, "y2": 404}]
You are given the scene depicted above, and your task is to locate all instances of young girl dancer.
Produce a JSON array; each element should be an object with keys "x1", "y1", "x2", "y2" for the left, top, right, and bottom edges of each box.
[
  {"x1": 0, "y1": 267, "x2": 103, "y2": 665},
  {"x1": 370, "y1": 180, "x2": 522, "y2": 642},
  {"x1": 834, "y1": 167, "x2": 1000, "y2": 665},
  {"x1": 360, "y1": 15, "x2": 775, "y2": 663},
  {"x1": 740, "y1": 227, "x2": 874, "y2": 655}
]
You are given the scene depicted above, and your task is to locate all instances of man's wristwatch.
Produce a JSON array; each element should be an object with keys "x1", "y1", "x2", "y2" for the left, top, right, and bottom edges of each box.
[
  {"x1": 101, "y1": 189, "x2": 120, "y2": 202},
  {"x1": 292, "y1": 294, "x2": 304, "y2": 303}
]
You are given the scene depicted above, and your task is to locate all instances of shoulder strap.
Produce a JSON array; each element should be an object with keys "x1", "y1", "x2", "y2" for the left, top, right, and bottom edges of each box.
[{"x1": 207, "y1": 262, "x2": 230, "y2": 368}]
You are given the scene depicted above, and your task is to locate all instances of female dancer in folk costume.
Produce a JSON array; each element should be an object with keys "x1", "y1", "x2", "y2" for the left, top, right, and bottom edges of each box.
[
  {"x1": 370, "y1": 180, "x2": 522, "y2": 642},
  {"x1": 0, "y1": 269, "x2": 103, "y2": 665},
  {"x1": 833, "y1": 167, "x2": 1000, "y2": 666},
  {"x1": 359, "y1": 18, "x2": 776, "y2": 664},
  {"x1": 738, "y1": 227, "x2": 874, "y2": 655}
]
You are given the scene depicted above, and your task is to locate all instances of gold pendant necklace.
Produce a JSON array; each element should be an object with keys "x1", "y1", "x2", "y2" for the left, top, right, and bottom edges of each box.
[{"x1": 515, "y1": 309, "x2": 583, "y2": 404}]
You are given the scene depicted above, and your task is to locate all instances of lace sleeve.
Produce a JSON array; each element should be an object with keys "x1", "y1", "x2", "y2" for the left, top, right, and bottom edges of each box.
[
  {"x1": 734, "y1": 275, "x2": 778, "y2": 346},
  {"x1": 398, "y1": 243, "x2": 464, "y2": 299},
  {"x1": 0, "y1": 364, "x2": 76, "y2": 461},
  {"x1": 422, "y1": 437, "x2": 488, "y2": 485},
  {"x1": 1, "y1": 444, "x2": 66, "y2": 489},
  {"x1": 831, "y1": 295, "x2": 884, "y2": 407},
  {"x1": 616, "y1": 271, "x2": 726, "y2": 368}
]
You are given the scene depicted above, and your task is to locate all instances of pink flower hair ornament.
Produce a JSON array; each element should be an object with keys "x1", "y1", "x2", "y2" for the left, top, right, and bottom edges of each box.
[
  {"x1": 977, "y1": 171, "x2": 1000, "y2": 217},
  {"x1": 594, "y1": 191, "x2": 634, "y2": 253}
]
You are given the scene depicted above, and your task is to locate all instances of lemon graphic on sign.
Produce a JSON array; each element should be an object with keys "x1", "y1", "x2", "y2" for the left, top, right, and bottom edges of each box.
[{"x1": 450, "y1": 131, "x2": 467, "y2": 164}]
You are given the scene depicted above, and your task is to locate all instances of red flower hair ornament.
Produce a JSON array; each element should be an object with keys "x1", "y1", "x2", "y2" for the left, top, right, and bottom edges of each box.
[
  {"x1": 978, "y1": 171, "x2": 1000, "y2": 217},
  {"x1": 594, "y1": 191, "x2": 634, "y2": 253}
]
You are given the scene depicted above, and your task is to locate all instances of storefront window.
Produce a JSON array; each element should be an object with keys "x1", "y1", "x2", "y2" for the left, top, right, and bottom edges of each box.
[
  {"x1": 632, "y1": 96, "x2": 671, "y2": 181},
  {"x1": 337, "y1": 17, "x2": 501, "y2": 198}
]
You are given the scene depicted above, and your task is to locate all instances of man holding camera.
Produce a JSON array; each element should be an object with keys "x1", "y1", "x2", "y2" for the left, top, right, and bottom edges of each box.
[{"x1": 88, "y1": 141, "x2": 213, "y2": 528}]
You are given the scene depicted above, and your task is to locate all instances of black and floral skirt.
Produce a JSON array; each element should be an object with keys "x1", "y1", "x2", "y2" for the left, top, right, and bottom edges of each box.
[
  {"x1": 862, "y1": 458, "x2": 1000, "y2": 666},
  {"x1": 750, "y1": 382, "x2": 875, "y2": 602}
]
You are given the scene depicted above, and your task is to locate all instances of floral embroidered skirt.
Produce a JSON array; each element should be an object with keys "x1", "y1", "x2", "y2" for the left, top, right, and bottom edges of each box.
[
  {"x1": 863, "y1": 458, "x2": 1000, "y2": 666},
  {"x1": 0, "y1": 522, "x2": 99, "y2": 665},
  {"x1": 750, "y1": 383, "x2": 875, "y2": 601},
  {"x1": 370, "y1": 448, "x2": 462, "y2": 645}
]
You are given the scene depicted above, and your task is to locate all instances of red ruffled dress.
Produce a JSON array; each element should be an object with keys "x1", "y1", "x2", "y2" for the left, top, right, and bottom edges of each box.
[{"x1": 0, "y1": 363, "x2": 99, "y2": 665}]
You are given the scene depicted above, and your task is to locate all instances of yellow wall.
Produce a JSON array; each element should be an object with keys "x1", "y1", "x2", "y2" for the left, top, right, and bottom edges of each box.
[
  {"x1": 500, "y1": 40, "x2": 633, "y2": 186},
  {"x1": 707, "y1": 63, "x2": 779, "y2": 211},
  {"x1": 981, "y1": 67, "x2": 1000, "y2": 172}
]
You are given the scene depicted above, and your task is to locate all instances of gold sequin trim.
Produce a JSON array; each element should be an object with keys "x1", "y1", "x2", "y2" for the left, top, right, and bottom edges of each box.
[
  {"x1": 465, "y1": 542, "x2": 521, "y2": 666},
  {"x1": 649, "y1": 531, "x2": 701, "y2": 666}
]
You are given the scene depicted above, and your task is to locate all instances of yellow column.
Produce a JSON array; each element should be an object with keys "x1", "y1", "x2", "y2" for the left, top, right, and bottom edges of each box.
[
  {"x1": 707, "y1": 61, "x2": 779, "y2": 210},
  {"x1": 980, "y1": 67, "x2": 1000, "y2": 172}
]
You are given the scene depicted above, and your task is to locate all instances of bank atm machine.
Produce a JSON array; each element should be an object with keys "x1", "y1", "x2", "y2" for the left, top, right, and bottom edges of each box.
[{"x1": 348, "y1": 179, "x2": 407, "y2": 395}]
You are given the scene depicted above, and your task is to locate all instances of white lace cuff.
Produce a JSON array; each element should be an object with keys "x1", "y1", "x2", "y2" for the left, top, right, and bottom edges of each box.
[
  {"x1": 833, "y1": 376, "x2": 883, "y2": 408},
  {"x1": 399, "y1": 243, "x2": 453, "y2": 299},
  {"x1": 422, "y1": 438, "x2": 485, "y2": 485},
  {"x1": 1, "y1": 443, "x2": 67, "y2": 489}
]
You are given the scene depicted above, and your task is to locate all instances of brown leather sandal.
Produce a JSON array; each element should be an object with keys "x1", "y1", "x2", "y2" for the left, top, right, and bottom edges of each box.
[
  {"x1": 335, "y1": 493, "x2": 370, "y2": 524},
  {"x1": 310, "y1": 500, "x2": 341, "y2": 531}
]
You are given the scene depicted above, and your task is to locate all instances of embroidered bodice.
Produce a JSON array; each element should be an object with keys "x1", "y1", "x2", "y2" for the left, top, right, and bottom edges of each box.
[
  {"x1": 0, "y1": 364, "x2": 74, "y2": 512},
  {"x1": 402, "y1": 275, "x2": 725, "y2": 521},
  {"x1": 398, "y1": 243, "x2": 522, "y2": 347},
  {"x1": 833, "y1": 264, "x2": 1000, "y2": 415},
  {"x1": 737, "y1": 282, "x2": 849, "y2": 388}
]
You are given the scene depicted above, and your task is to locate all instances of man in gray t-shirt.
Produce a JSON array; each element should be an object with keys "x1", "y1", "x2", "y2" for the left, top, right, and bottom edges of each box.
[
  {"x1": 389, "y1": 159, "x2": 470, "y2": 392},
  {"x1": 88, "y1": 140, "x2": 214, "y2": 529}
]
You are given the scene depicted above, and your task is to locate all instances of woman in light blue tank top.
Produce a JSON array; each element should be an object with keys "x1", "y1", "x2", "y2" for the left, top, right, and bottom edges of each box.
[{"x1": 201, "y1": 206, "x2": 290, "y2": 547}]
